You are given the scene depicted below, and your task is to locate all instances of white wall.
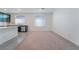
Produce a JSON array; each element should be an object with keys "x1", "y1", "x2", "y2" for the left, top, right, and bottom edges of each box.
[
  {"x1": 52, "y1": 8, "x2": 79, "y2": 46},
  {"x1": 10, "y1": 13, "x2": 53, "y2": 31}
]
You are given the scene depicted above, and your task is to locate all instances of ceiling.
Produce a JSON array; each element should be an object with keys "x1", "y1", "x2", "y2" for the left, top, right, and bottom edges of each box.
[{"x1": 0, "y1": 8, "x2": 54, "y2": 13}]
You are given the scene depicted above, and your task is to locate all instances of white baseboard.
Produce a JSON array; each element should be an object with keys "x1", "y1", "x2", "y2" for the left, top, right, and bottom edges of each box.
[{"x1": 52, "y1": 30, "x2": 79, "y2": 46}]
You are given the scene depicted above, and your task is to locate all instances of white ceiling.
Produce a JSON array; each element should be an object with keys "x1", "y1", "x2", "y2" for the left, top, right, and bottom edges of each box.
[{"x1": 0, "y1": 8, "x2": 54, "y2": 13}]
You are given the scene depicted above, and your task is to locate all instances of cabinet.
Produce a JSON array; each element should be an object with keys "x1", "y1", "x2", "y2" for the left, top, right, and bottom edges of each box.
[{"x1": 0, "y1": 26, "x2": 18, "y2": 45}]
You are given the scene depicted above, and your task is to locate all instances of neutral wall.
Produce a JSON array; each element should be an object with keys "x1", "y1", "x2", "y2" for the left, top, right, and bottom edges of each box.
[
  {"x1": 52, "y1": 8, "x2": 79, "y2": 46},
  {"x1": 10, "y1": 13, "x2": 53, "y2": 31}
]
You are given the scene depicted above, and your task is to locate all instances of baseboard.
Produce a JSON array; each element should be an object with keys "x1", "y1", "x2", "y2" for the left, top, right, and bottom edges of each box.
[{"x1": 52, "y1": 31, "x2": 79, "y2": 46}]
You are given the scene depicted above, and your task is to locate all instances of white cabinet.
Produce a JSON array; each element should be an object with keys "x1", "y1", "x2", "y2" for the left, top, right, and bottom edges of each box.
[{"x1": 0, "y1": 26, "x2": 18, "y2": 45}]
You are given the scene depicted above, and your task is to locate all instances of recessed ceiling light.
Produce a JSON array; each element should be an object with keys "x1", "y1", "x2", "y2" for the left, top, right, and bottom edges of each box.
[
  {"x1": 41, "y1": 8, "x2": 45, "y2": 10},
  {"x1": 39, "y1": 8, "x2": 45, "y2": 11}
]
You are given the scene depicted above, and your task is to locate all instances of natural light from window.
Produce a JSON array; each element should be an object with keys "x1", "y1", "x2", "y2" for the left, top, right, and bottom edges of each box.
[
  {"x1": 15, "y1": 16, "x2": 26, "y2": 25},
  {"x1": 34, "y1": 16, "x2": 46, "y2": 26}
]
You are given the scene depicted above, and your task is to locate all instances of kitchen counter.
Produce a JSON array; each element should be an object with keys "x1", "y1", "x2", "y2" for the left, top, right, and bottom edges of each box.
[{"x1": 0, "y1": 26, "x2": 18, "y2": 45}]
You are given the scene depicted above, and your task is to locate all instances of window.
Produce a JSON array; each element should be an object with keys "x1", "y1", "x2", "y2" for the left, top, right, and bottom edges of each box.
[
  {"x1": 34, "y1": 16, "x2": 46, "y2": 26},
  {"x1": 15, "y1": 16, "x2": 26, "y2": 25}
]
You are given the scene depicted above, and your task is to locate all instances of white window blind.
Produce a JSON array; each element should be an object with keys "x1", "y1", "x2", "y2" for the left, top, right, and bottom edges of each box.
[
  {"x1": 34, "y1": 16, "x2": 46, "y2": 26},
  {"x1": 15, "y1": 16, "x2": 26, "y2": 25}
]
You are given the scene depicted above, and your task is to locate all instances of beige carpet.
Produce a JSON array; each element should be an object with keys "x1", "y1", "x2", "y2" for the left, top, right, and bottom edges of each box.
[{"x1": 16, "y1": 31, "x2": 79, "y2": 50}]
